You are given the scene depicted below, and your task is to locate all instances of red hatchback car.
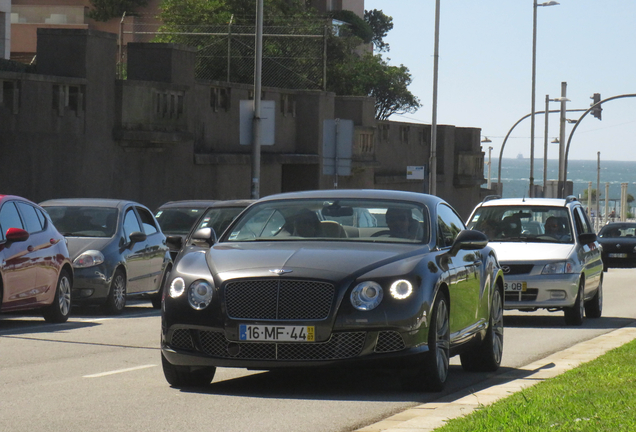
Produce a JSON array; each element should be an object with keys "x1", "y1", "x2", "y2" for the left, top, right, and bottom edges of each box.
[{"x1": 0, "y1": 195, "x2": 73, "y2": 323}]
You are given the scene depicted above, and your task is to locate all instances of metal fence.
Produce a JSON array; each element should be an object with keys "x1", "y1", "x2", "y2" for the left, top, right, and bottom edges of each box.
[{"x1": 120, "y1": 20, "x2": 327, "y2": 90}]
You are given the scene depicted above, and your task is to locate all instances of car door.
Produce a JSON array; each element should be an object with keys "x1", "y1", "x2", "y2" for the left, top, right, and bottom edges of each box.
[
  {"x1": 573, "y1": 206, "x2": 603, "y2": 292},
  {"x1": 0, "y1": 201, "x2": 38, "y2": 310},
  {"x1": 437, "y1": 204, "x2": 482, "y2": 337},
  {"x1": 135, "y1": 205, "x2": 168, "y2": 293},
  {"x1": 15, "y1": 201, "x2": 60, "y2": 304},
  {"x1": 122, "y1": 207, "x2": 147, "y2": 295}
]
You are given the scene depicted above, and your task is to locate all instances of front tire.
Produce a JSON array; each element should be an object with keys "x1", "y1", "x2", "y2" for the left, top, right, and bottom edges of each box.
[
  {"x1": 161, "y1": 353, "x2": 216, "y2": 387},
  {"x1": 42, "y1": 269, "x2": 72, "y2": 323},
  {"x1": 460, "y1": 287, "x2": 504, "y2": 372},
  {"x1": 419, "y1": 293, "x2": 450, "y2": 392},
  {"x1": 564, "y1": 280, "x2": 585, "y2": 326},
  {"x1": 104, "y1": 269, "x2": 126, "y2": 315},
  {"x1": 584, "y1": 275, "x2": 603, "y2": 319}
]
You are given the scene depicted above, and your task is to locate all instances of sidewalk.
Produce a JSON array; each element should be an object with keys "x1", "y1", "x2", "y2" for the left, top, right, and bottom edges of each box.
[{"x1": 355, "y1": 323, "x2": 636, "y2": 432}]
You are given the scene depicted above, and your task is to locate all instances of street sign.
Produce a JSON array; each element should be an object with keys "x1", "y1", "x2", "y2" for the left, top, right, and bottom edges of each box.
[
  {"x1": 240, "y1": 100, "x2": 276, "y2": 145},
  {"x1": 322, "y1": 119, "x2": 353, "y2": 176},
  {"x1": 407, "y1": 165, "x2": 426, "y2": 180}
]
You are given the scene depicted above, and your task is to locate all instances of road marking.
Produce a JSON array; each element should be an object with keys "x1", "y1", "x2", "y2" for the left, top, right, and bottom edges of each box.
[{"x1": 83, "y1": 364, "x2": 157, "y2": 378}]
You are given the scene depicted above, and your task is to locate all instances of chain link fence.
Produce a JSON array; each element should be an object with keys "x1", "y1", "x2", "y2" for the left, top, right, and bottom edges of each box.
[{"x1": 120, "y1": 18, "x2": 327, "y2": 90}]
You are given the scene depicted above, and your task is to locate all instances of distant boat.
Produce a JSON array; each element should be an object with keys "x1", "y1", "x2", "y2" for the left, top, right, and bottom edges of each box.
[{"x1": 517, "y1": 153, "x2": 524, "y2": 159}]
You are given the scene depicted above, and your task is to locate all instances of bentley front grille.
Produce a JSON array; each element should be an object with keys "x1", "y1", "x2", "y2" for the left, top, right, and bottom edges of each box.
[
  {"x1": 375, "y1": 331, "x2": 406, "y2": 353},
  {"x1": 196, "y1": 331, "x2": 365, "y2": 361},
  {"x1": 224, "y1": 280, "x2": 335, "y2": 320}
]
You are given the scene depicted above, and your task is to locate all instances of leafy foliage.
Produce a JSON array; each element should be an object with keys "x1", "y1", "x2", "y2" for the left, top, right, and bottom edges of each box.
[
  {"x1": 87, "y1": 0, "x2": 148, "y2": 22},
  {"x1": 364, "y1": 9, "x2": 393, "y2": 52}
]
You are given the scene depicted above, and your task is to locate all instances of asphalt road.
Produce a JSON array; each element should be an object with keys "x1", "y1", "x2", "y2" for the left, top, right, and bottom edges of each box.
[{"x1": 1, "y1": 269, "x2": 635, "y2": 432}]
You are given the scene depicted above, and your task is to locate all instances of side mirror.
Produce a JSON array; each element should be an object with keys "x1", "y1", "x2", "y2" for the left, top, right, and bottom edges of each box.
[
  {"x1": 166, "y1": 235, "x2": 183, "y2": 250},
  {"x1": 6, "y1": 227, "x2": 30, "y2": 243},
  {"x1": 578, "y1": 232, "x2": 597, "y2": 245},
  {"x1": 191, "y1": 227, "x2": 217, "y2": 248},
  {"x1": 449, "y1": 229, "x2": 488, "y2": 257},
  {"x1": 129, "y1": 231, "x2": 147, "y2": 244}
]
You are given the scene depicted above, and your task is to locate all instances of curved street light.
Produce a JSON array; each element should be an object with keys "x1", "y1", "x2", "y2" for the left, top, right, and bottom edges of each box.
[
  {"x1": 497, "y1": 108, "x2": 586, "y2": 190},
  {"x1": 561, "y1": 94, "x2": 636, "y2": 197}
]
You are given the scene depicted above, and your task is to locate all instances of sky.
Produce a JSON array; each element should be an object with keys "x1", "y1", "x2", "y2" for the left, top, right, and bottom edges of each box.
[{"x1": 363, "y1": 0, "x2": 636, "y2": 162}]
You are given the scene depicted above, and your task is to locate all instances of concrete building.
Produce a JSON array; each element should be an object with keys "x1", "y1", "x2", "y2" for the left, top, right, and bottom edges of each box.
[
  {"x1": 0, "y1": 29, "x2": 487, "y2": 218},
  {"x1": 1, "y1": 0, "x2": 9, "y2": 59}
]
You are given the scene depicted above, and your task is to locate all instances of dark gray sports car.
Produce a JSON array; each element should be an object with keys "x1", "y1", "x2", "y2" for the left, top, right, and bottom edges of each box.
[{"x1": 161, "y1": 190, "x2": 504, "y2": 392}]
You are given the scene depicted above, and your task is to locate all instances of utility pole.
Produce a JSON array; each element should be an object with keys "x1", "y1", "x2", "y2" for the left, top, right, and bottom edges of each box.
[
  {"x1": 557, "y1": 82, "x2": 567, "y2": 197},
  {"x1": 596, "y1": 152, "x2": 600, "y2": 230},
  {"x1": 429, "y1": 0, "x2": 440, "y2": 196},
  {"x1": 250, "y1": 0, "x2": 263, "y2": 199}
]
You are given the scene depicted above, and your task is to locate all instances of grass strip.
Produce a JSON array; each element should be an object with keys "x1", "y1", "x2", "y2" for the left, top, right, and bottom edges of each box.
[{"x1": 437, "y1": 338, "x2": 636, "y2": 431}]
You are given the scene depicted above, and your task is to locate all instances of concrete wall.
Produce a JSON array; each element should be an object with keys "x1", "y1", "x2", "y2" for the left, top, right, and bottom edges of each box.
[{"x1": 0, "y1": 28, "x2": 486, "y2": 215}]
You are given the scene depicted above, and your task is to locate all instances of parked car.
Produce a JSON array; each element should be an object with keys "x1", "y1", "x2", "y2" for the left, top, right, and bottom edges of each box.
[
  {"x1": 155, "y1": 199, "x2": 253, "y2": 261},
  {"x1": 597, "y1": 222, "x2": 636, "y2": 270},
  {"x1": 40, "y1": 198, "x2": 172, "y2": 314},
  {"x1": 161, "y1": 190, "x2": 504, "y2": 392},
  {"x1": 0, "y1": 195, "x2": 73, "y2": 323},
  {"x1": 467, "y1": 196, "x2": 603, "y2": 325}
]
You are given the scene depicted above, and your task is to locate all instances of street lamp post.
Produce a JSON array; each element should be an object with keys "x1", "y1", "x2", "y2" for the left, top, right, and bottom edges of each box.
[
  {"x1": 530, "y1": 0, "x2": 559, "y2": 198},
  {"x1": 488, "y1": 146, "x2": 494, "y2": 189}
]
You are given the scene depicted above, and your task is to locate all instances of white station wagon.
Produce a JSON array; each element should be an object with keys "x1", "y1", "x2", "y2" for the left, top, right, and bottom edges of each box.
[{"x1": 467, "y1": 196, "x2": 603, "y2": 325}]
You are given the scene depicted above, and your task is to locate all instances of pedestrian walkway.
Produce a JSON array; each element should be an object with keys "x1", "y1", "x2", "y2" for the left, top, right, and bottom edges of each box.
[{"x1": 355, "y1": 323, "x2": 636, "y2": 432}]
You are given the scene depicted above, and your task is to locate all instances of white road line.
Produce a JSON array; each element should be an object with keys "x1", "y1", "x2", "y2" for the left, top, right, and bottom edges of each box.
[{"x1": 83, "y1": 364, "x2": 157, "y2": 378}]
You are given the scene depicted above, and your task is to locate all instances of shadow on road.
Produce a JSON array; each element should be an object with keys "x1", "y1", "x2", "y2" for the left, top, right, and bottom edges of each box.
[{"x1": 504, "y1": 313, "x2": 634, "y2": 330}]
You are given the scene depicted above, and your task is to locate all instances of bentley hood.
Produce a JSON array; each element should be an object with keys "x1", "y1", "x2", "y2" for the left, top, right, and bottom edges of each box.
[{"x1": 204, "y1": 241, "x2": 426, "y2": 281}]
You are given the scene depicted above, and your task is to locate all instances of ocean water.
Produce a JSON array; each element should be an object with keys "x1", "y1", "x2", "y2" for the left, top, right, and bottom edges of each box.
[{"x1": 488, "y1": 158, "x2": 636, "y2": 213}]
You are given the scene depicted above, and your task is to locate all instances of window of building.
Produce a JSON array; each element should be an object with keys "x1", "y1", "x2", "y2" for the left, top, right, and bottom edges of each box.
[
  {"x1": 210, "y1": 86, "x2": 231, "y2": 112},
  {"x1": 279, "y1": 93, "x2": 296, "y2": 117}
]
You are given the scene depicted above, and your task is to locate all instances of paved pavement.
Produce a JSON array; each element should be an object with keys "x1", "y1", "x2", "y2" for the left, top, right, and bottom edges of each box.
[{"x1": 356, "y1": 323, "x2": 636, "y2": 432}]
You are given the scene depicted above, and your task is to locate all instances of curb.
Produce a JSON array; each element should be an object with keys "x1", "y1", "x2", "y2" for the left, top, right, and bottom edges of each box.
[{"x1": 355, "y1": 323, "x2": 636, "y2": 432}]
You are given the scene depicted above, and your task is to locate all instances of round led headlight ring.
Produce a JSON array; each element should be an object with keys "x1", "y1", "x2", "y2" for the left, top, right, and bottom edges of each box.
[
  {"x1": 169, "y1": 277, "x2": 185, "y2": 298},
  {"x1": 390, "y1": 279, "x2": 413, "y2": 300},
  {"x1": 188, "y1": 280, "x2": 214, "y2": 310}
]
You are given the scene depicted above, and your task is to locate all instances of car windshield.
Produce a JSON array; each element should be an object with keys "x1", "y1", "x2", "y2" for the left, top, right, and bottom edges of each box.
[
  {"x1": 467, "y1": 205, "x2": 573, "y2": 244},
  {"x1": 44, "y1": 206, "x2": 118, "y2": 238},
  {"x1": 599, "y1": 224, "x2": 636, "y2": 238},
  {"x1": 225, "y1": 199, "x2": 429, "y2": 243},
  {"x1": 193, "y1": 207, "x2": 246, "y2": 236},
  {"x1": 155, "y1": 207, "x2": 207, "y2": 235}
]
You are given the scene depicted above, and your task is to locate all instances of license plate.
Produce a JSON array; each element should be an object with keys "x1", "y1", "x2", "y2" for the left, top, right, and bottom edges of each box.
[
  {"x1": 239, "y1": 324, "x2": 315, "y2": 342},
  {"x1": 608, "y1": 253, "x2": 628, "y2": 258},
  {"x1": 504, "y1": 281, "x2": 527, "y2": 292}
]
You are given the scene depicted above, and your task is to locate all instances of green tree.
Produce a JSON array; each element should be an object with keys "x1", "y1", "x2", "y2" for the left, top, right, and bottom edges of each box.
[
  {"x1": 364, "y1": 9, "x2": 393, "y2": 52},
  {"x1": 87, "y1": 0, "x2": 148, "y2": 21}
]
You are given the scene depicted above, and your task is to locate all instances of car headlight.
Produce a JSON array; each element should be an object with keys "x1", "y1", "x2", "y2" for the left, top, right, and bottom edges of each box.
[
  {"x1": 542, "y1": 261, "x2": 574, "y2": 274},
  {"x1": 169, "y1": 277, "x2": 185, "y2": 298},
  {"x1": 390, "y1": 279, "x2": 413, "y2": 300},
  {"x1": 188, "y1": 280, "x2": 214, "y2": 310},
  {"x1": 73, "y1": 250, "x2": 104, "y2": 268},
  {"x1": 350, "y1": 281, "x2": 383, "y2": 311}
]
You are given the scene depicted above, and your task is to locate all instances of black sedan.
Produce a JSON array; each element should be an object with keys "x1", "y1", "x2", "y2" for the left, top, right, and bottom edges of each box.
[
  {"x1": 598, "y1": 222, "x2": 636, "y2": 270},
  {"x1": 40, "y1": 198, "x2": 172, "y2": 313},
  {"x1": 155, "y1": 200, "x2": 254, "y2": 261},
  {"x1": 161, "y1": 190, "x2": 504, "y2": 392}
]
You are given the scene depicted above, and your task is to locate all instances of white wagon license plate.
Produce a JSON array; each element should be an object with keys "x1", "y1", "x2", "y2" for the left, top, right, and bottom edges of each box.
[
  {"x1": 608, "y1": 253, "x2": 628, "y2": 258},
  {"x1": 239, "y1": 324, "x2": 315, "y2": 342},
  {"x1": 504, "y1": 281, "x2": 527, "y2": 292}
]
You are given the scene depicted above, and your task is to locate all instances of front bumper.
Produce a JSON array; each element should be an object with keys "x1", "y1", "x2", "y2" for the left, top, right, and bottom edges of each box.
[
  {"x1": 71, "y1": 266, "x2": 113, "y2": 303},
  {"x1": 161, "y1": 324, "x2": 429, "y2": 369},
  {"x1": 503, "y1": 272, "x2": 579, "y2": 309}
]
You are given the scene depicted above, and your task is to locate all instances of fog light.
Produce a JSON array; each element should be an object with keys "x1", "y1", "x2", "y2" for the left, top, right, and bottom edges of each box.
[{"x1": 550, "y1": 290, "x2": 567, "y2": 300}]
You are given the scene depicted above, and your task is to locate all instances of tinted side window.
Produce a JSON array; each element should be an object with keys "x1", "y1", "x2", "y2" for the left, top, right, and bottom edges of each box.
[
  {"x1": 437, "y1": 204, "x2": 465, "y2": 248},
  {"x1": 574, "y1": 207, "x2": 593, "y2": 235},
  {"x1": 123, "y1": 209, "x2": 142, "y2": 239},
  {"x1": 16, "y1": 202, "x2": 44, "y2": 234},
  {"x1": 136, "y1": 207, "x2": 158, "y2": 235},
  {"x1": 0, "y1": 202, "x2": 25, "y2": 239}
]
